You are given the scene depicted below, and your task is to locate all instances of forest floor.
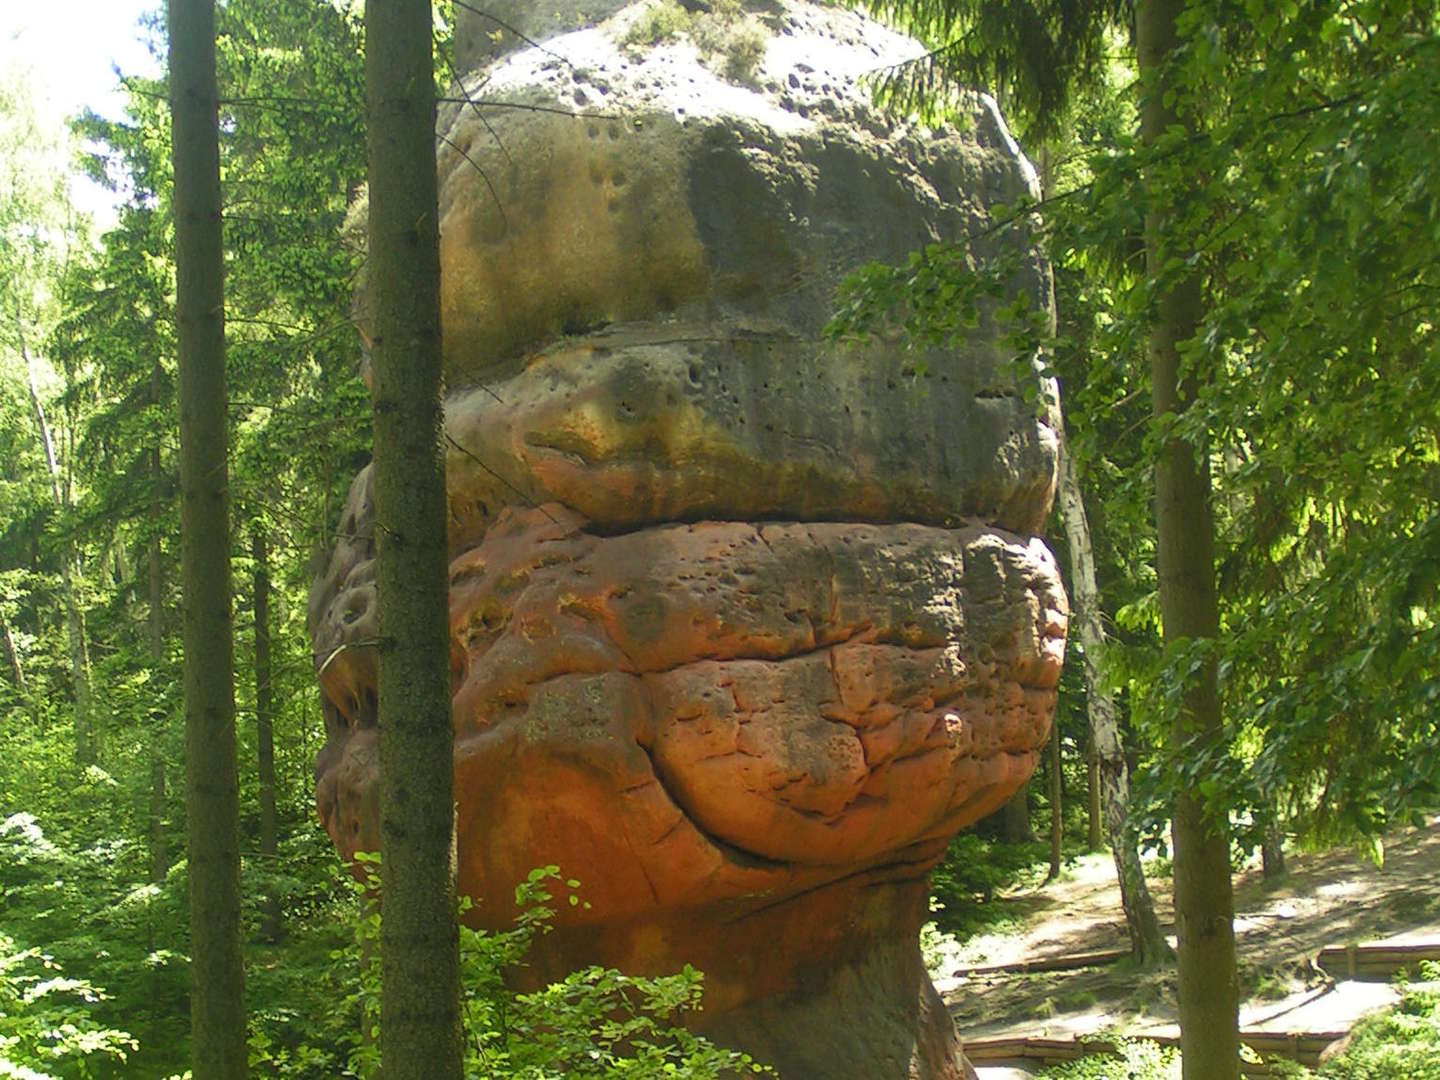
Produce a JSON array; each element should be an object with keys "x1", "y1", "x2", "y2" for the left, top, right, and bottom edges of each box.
[{"x1": 937, "y1": 818, "x2": 1440, "y2": 1073}]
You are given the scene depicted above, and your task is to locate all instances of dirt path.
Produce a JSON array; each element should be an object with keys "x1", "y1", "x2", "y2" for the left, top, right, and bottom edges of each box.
[{"x1": 939, "y1": 819, "x2": 1440, "y2": 1051}]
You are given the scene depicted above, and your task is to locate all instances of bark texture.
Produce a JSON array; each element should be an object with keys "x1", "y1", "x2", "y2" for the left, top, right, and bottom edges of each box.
[
  {"x1": 999, "y1": 785, "x2": 1034, "y2": 843},
  {"x1": 1047, "y1": 721, "x2": 1062, "y2": 880},
  {"x1": 364, "y1": 0, "x2": 464, "y2": 1075},
  {"x1": 1087, "y1": 742, "x2": 1102, "y2": 851},
  {"x1": 1055, "y1": 425, "x2": 1169, "y2": 963},
  {"x1": 169, "y1": 0, "x2": 246, "y2": 1073},
  {"x1": 1261, "y1": 815, "x2": 1286, "y2": 881},
  {"x1": 1138, "y1": 0, "x2": 1240, "y2": 1073},
  {"x1": 1, "y1": 612, "x2": 25, "y2": 698}
]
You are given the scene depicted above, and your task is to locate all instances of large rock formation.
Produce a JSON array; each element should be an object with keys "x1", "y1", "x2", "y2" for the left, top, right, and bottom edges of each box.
[{"x1": 311, "y1": 2, "x2": 1067, "y2": 1076}]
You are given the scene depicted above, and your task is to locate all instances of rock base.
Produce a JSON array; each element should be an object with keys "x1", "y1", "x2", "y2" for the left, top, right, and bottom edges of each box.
[{"x1": 520, "y1": 876, "x2": 973, "y2": 1079}]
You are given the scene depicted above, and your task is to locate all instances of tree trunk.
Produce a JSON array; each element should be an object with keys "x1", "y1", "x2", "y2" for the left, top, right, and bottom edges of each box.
[
  {"x1": 365, "y1": 0, "x2": 464, "y2": 1076},
  {"x1": 999, "y1": 783, "x2": 1033, "y2": 843},
  {"x1": 253, "y1": 525, "x2": 281, "y2": 941},
  {"x1": 170, "y1": 0, "x2": 247, "y2": 1074},
  {"x1": 146, "y1": 468, "x2": 168, "y2": 997},
  {"x1": 1261, "y1": 812, "x2": 1285, "y2": 882},
  {"x1": 0, "y1": 608, "x2": 39, "y2": 731},
  {"x1": 147, "y1": 483, "x2": 169, "y2": 887},
  {"x1": 1, "y1": 610, "x2": 25, "y2": 697},
  {"x1": 1086, "y1": 740, "x2": 1102, "y2": 851},
  {"x1": 1047, "y1": 720, "x2": 1063, "y2": 880},
  {"x1": 1138, "y1": 1, "x2": 1239, "y2": 1074},
  {"x1": 17, "y1": 309, "x2": 94, "y2": 766},
  {"x1": 1055, "y1": 420, "x2": 1170, "y2": 963},
  {"x1": 149, "y1": 357, "x2": 169, "y2": 888}
]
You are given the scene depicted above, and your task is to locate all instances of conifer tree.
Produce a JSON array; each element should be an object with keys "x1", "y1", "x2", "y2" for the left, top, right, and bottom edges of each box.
[
  {"x1": 365, "y1": 0, "x2": 464, "y2": 1075},
  {"x1": 169, "y1": 0, "x2": 246, "y2": 1073}
]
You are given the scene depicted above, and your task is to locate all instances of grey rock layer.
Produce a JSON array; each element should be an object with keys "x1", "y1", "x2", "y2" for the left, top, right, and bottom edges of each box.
[{"x1": 425, "y1": 0, "x2": 1061, "y2": 541}]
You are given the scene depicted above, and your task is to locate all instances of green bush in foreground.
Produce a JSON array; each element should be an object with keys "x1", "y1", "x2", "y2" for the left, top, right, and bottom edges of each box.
[
  {"x1": 0, "y1": 929, "x2": 137, "y2": 1079},
  {"x1": 1317, "y1": 965, "x2": 1440, "y2": 1080},
  {"x1": 344, "y1": 859, "x2": 771, "y2": 1080},
  {"x1": 1038, "y1": 1039, "x2": 1179, "y2": 1079}
]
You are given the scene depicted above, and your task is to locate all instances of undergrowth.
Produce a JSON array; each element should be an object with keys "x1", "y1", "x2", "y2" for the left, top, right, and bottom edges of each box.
[
  {"x1": 1031, "y1": 963, "x2": 1440, "y2": 1079},
  {"x1": 928, "y1": 832, "x2": 1051, "y2": 939},
  {"x1": 1038, "y1": 1039, "x2": 1179, "y2": 1079},
  {"x1": 338, "y1": 856, "x2": 772, "y2": 1079},
  {"x1": 1315, "y1": 962, "x2": 1440, "y2": 1079}
]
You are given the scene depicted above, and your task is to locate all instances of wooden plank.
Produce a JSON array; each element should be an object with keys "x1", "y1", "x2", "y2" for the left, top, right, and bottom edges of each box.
[
  {"x1": 951, "y1": 947, "x2": 1131, "y2": 978},
  {"x1": 965, "y1": 1030, "x2": 1347, "y2": 1070},
  {"x1": 1315, "y1": 941, "x2": 1440, "y2": 980}
]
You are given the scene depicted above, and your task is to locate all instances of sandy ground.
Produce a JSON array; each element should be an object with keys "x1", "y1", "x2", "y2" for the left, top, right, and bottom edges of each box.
[{"x1": 936, "y1": 819, "x2": 1440, "y2": 1064}]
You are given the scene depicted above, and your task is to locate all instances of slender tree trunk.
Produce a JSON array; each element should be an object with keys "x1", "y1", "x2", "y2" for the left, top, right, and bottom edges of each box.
[
  {"x1": 1086, "y1": 741, "x2": 1102, "y2": 851},
  {"x1": 149, "y1": 358, "x2": 169, "y2": 887},
  {"x1": 1261, "y1": 826, "x2": 1285, "y2": 880},
  {"x1": 1261, "y1": 805, "x2": 1285, "y2": 882},
  {"x1": 146, "y1": 485, "x2": 168, "y2": 995},
  {"x1": 1047, "y1": 721, "x2": 1062, "y2": 880},
  {"x1": 0, "y1": 609, "x2": 39, "y2": 730},
  {"x1": 1055, "y1": 422, "x2": 1170, "y2": 963},
  {"x1": 253, "y1": 525, "x2": 281, "y2": 941},
  {"x1": 366, "y1": 1, "x2": 464, "y2": 1076},
  {"x1": 170, "y1": 1, "x2": 246, "y2": 1074},
  {"x1": 58, "y1": 561, "x2": 93, "y2": 764},
  {"x1": 148, "y1": 494, "x2": 169, "y2": 886},
  {"x1": 17, "y1": 310, "x2": 95, "y2": 766},
  {"x1": 1, "y1": 611, "x2": 25, "y2": 697},
  {"x1": 1138, "y1": 1, "x2": 1239, "y2": 1074}
]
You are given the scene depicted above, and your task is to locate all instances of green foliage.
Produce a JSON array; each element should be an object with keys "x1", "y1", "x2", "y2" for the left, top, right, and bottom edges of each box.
[
  {"x1": 850, "y1": 0, "x2": 1440, "y2": 859},
  {"x1": 0, "y1": 811, "x2": 189, "y2": 1076},
  {"x1": 335, "y1": 861, "x2": 772, "y2": 1080},
  {"x1": 1315, "y1": 966, "x2": 1440, "y2": 1079},
  {"x1": 0, "y1": 930, "x2": 136, "y2": 1079},
  {"x1": 861, "y1": 0, "x2": 1127, "y2": 140},
  {"x1": 1038, "y1": 1039, "x2": 1180, "y2": 1079},
  {"x1": 623, "y1": 1, "x2": 691, "y2": 46},
  {"x1": 622, "y1": 0, "x2": 770, "y2": 83},
  {"x1": 927, "y1": 832, "x2": 1051, "y2": 938},
  {"x1": 1218, "y1": 964, "x2": 1440, "y2": 1080},
  {"x1": 1029, "y1": 982, "x2": 1440, "y2": 1080}
]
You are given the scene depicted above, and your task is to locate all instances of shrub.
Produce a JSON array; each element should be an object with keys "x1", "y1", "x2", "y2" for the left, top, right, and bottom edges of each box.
[
  {"x1": 342, "y1": 860, "x2": 772, "y2": 1079},
  {"x1": 622, "y1": 0, "x2": 769, "y2": 85},
  {"x1": 928, "y1": 831, "x2": 1050, "y2": 938},
  {"x1": 0, "y1": 931, "x2": 137, "y2": 1078},
  {"x1": 1317, "y1": 963, "x2": 1440, "y2": 1079},
  {"x1": 623, "y1": 0, "x2": 690, "y2": 47},
  {"x1": 1038, "y1": 1039, "x2": 1180, "y2": 1079}
]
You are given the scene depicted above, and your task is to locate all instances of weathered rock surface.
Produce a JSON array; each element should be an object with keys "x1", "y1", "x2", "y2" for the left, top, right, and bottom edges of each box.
[
  {"x1": 313, "y1": 2, "x2": 1066, "y2": 1076},
  {"x1": 438, "y1": 321, "x2": 1058, "y2": 552},
  {"x1": 321, "y1": 504, "x2": 1064, "y2": 883}
]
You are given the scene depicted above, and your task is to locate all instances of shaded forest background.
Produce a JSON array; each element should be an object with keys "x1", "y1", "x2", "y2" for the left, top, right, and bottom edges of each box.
[{"x1": 0, "y1": 0, "x2": 1436, "y2": 1076}]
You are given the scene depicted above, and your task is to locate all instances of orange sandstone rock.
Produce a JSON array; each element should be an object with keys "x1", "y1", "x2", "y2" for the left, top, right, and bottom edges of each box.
[{"x1": 313, "y1": 502, "x2": 1064, "y2": 1077}]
